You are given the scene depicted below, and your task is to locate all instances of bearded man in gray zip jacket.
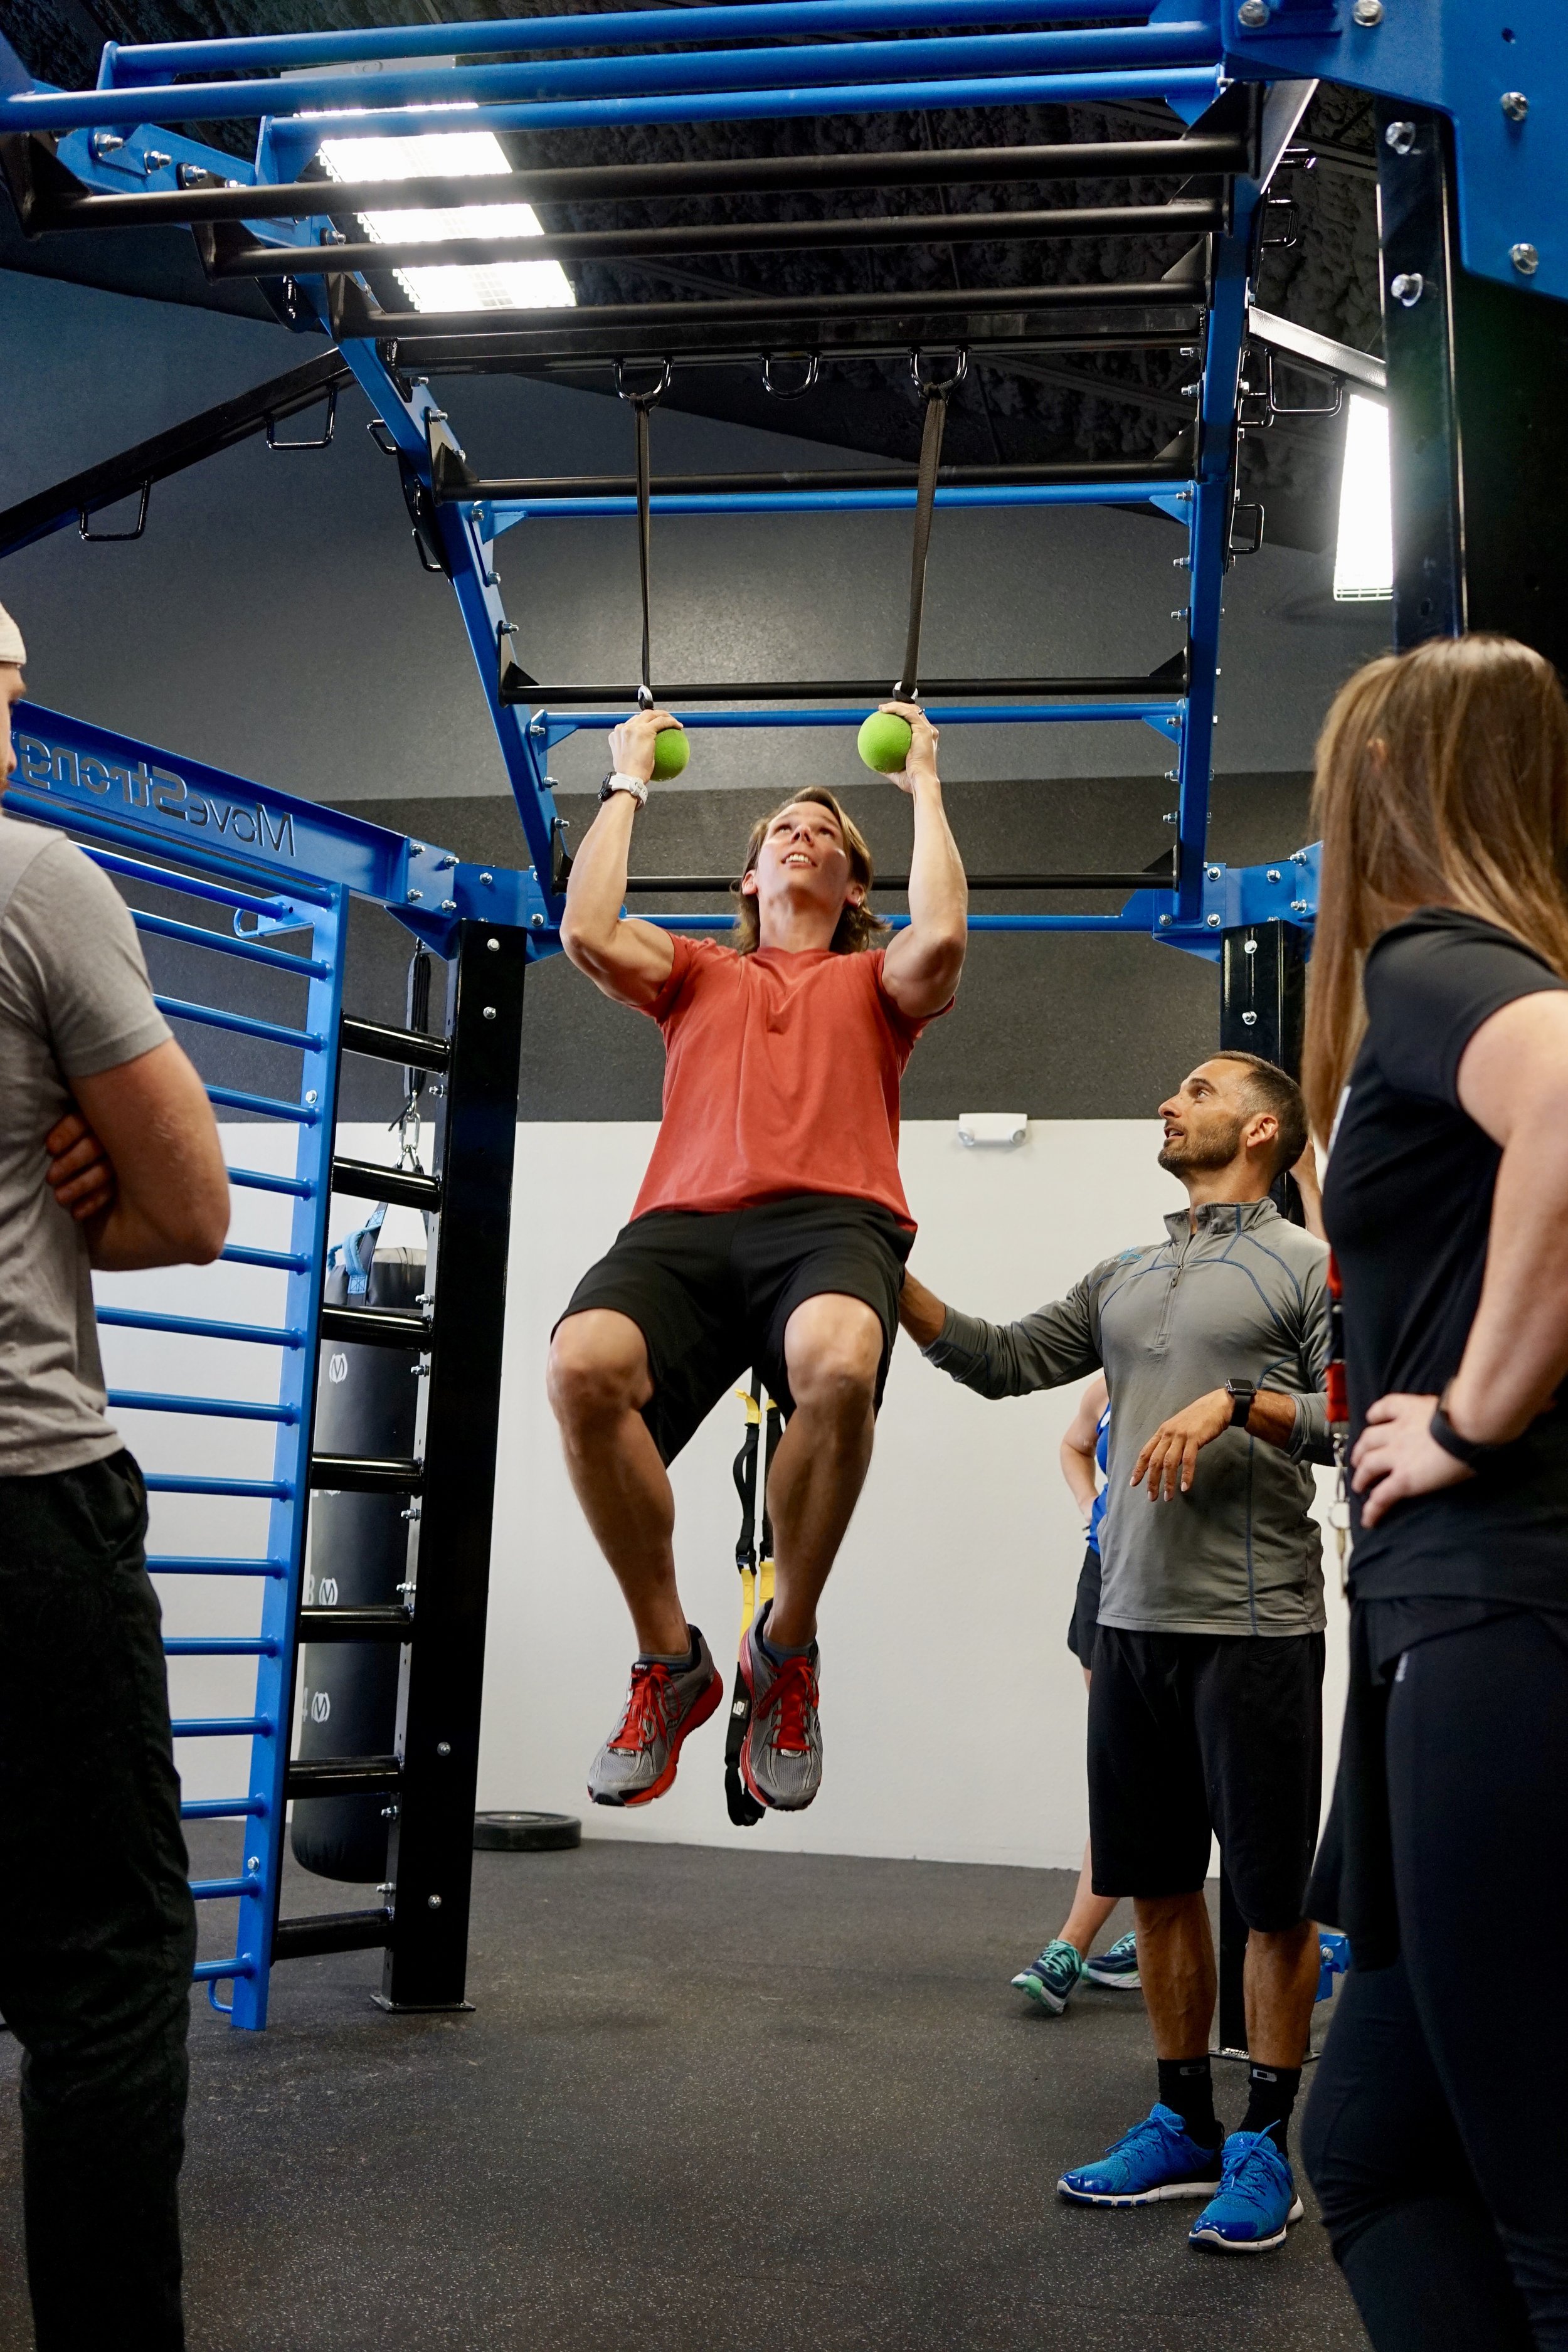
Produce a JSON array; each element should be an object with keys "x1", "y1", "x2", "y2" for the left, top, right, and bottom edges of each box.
[{"x1": 900, "y1": 1049, "x2": 1333, "y2": 2254}]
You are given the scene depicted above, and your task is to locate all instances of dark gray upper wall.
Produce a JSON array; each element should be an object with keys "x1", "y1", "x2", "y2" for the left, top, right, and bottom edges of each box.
[{"x1": 1, "y1": 268, "x2": 1390, "y2": 813}]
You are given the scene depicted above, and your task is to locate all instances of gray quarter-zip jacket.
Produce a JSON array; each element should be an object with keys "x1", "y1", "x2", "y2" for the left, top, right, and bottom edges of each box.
[{"x1": 924, "y1": 1198, "x2": 1334, "y2": 1637}]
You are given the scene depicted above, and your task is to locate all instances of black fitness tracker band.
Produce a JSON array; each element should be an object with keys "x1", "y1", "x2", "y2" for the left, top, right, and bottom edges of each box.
[
  {"x1": 1225, "y1": 1379, "x2": 1257, "y2": 1429},
  {"x1": 1429, "y1": 1387, "x2": 1503, "y2": 1470}
]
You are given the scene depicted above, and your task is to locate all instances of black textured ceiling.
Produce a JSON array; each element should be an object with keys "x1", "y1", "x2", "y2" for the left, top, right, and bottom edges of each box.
[{"x1": 0, "y1": 0, "x2": 1382, "y2": 548}]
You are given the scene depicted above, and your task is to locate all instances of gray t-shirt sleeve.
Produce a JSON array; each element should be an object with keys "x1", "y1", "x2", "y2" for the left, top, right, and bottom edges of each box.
[
  {"x1": 6, "y1": 837, "x2": 171, "y2": 1078},
  {"x1": 923, "y1": 1268, "x2": 1103, "y2": 1398},
  {"x1": 1286, "y1": 1246, "x2": 1335, "y2": 1465}
]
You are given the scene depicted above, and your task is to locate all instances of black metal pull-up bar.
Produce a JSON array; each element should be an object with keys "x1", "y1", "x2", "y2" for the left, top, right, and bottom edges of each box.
[
  {"x1": 10, "y1": 132, "x2": 1249, "y2": 235},
  {"x1": 201, "y1": 198, "x2": 1224, "y2": 282}
]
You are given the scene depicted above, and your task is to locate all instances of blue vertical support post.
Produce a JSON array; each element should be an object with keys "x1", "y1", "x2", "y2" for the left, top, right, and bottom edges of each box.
[{"x1": 229, "y1": 884, "x2": 347, "y2": 2030}]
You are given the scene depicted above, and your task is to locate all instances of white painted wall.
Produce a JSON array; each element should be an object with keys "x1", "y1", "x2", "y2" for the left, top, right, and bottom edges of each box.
[{"x1": 99, "y1": 1121, "x2": 1347, "y2": 1868}]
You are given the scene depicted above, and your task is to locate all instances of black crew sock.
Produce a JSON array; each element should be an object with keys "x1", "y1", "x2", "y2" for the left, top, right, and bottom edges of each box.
[
  {"x1": 638, "y1": 1626, "x2": 699, "y2": 1671},
  {"x1": 1239, "y1": 2062, "x2": 1301, "y2": 2153},
  {"x1": 1156, "y1": 2057, "x2": 1222, "y2": 2149}
]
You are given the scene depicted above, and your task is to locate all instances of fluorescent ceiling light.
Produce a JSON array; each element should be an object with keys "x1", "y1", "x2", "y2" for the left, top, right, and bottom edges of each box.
[
  {"x1": 1333, "y1": 393, "x2": 1392, "y2": 602},
  {"x1": 318, "y1": 127, "x2": 576, "y2": 314}
]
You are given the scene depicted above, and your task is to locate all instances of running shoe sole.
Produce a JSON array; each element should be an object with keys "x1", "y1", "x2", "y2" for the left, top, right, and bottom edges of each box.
[
  {"x1": 1012, "y1": 1972, "x2": 1072, "y2": 2015},
  {"x1": 1083, "y1": 1963, "x2": 1142, "y2": 1989},
  {"x1": 1057, "y1": 2178, "x2": 1222, "y2": 2208},
  {"x1": 587, "y1": 1665, "x2": 723, "y2": 1809},
  {"x1": 1189, "y1": 2195, "x2": 1305, "y2": 2252}
]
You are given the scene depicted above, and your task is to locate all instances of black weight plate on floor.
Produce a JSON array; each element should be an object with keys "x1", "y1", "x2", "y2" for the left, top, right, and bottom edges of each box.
[{"x1": 474, "y1": 1811, "x2": 582, "y2": 1853}]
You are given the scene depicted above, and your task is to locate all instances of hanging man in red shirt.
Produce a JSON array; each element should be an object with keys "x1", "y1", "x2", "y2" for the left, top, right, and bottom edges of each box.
[{"x1": 549, "y1": 702, "x2": 967, "y2": 1814}]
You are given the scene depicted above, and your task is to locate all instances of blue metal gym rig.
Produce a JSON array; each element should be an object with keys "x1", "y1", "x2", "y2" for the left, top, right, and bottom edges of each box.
[{"x1": 0, "y1": 0, "x2": 1557, "y2": 2025}]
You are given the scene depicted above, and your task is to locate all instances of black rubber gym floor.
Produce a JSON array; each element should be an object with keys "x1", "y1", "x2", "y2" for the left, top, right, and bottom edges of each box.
[{"x1": 0, "y1": 1832, "x2": 1369, "y2": 2352}]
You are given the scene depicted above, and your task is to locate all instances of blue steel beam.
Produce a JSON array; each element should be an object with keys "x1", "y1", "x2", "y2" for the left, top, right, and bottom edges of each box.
[
  {"x1": 485, "y1": 482, "x2": 1195, "y2": 531},
  {"x1": 101, "y1": 0, "x2": 1162, "y2": 83},
  {"x1": 3, "y1": 25, "x2": 1221, "y2": 132}
]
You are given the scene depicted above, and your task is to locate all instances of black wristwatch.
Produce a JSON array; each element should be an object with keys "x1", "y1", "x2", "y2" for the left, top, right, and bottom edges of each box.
[
  {"x1": 1429, "y1": 1385, "x2": 1503, "y2": 1471},
  {"x1": 1224, "y1": 1379, "x2": 1257, "y2": 1429}
]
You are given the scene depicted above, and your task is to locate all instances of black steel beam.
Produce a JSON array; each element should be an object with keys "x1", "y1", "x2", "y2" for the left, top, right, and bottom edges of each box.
[
  {"x1": 308, "y1": 1453, "x2": 424, "y2": 1493},
  {"x1": 625, "y1": 861, "x2": 1176, "y2": 893},
  {"x1": 16, "y1": 134, "x2": 1249, "y2": 234},
  {"x1": 504, "y1": 651, "x2": 1187, "y2": 709},
  {"x1": 319, "y1": 1301, "x2": 430, "y2": 1350},
  {"x1": 437, "y1": 455, "x2": 1191, "y2": 506},
  {"x1": 206, "y1": 199, "x2": 1222, "y2": 281},
  {"x1": 339, "y1": 1013, "x2": 452, "y2": 1072},
  {"x1": 381, "y1": 920, "x2": 526, "y2": 2013},
  {"x1": 329, "y1": 1155, "x2": 442, "y2": 1214},
  {"x1": 0, "y1": 351, "x2": 350, "y2": 561},
  {"x1": 296, "y1": 1606, "x2": 415, "y2": 1641},
  {"x1": 272, "y1": 1907, "x2": 393, "y2": 1961},
  {"x1": 286, "y1": 1756, "x2": 401, "y2": 1797},
  {"x1": 331, "y1": 259, "x2": 1209, "y2": 345},
  {"x1": 386, "y1": 328, "x2": 1202, "y2": 375}
]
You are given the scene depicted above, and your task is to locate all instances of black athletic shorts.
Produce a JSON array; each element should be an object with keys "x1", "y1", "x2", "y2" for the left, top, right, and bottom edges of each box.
[
  {"x1": 1066, "y1": 1545, "x2": 1101, "y2": 1665},
  {"x1": 1088, "y1": 1626, "x2": 1325, "y2": 1932},
  {"x1": 558, "y1": 1192, "x2": 914, "y2": 1465}
]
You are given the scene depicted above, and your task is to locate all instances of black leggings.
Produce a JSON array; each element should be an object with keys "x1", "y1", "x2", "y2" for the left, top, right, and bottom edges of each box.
[{"x1": 1302, "y1": 1611, "x2": 1568, "y2": 2350}]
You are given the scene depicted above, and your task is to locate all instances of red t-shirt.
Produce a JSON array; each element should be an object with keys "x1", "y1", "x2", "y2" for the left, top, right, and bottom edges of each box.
[{"x1": 631, "y1": 938, "x2": 937, "y2": 1225}]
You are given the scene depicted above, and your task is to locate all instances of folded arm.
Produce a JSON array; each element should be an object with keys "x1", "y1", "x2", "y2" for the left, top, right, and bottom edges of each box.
[
  {"x1": 68, "y1": 1039, "x2": 230, "y2": 1270},
  {"x1": 557, "y1": 709, "x2": 679, "y2": 1010},
  {"x1": 876, "y1": 707, "x2": 968, "y2": 1022}
]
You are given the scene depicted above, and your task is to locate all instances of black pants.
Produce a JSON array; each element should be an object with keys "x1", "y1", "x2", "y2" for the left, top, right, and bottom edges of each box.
[
  {"x1": 1302, "y1": 1612, "x2": 1568, "y2": 2350},
  {"x1": 0, "y1": 1453, "x2": 196, "y2": 2351}
]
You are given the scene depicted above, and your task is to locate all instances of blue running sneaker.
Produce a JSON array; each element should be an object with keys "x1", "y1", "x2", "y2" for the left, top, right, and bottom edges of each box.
[
  {"x1": 1189, "y1": 2130, "x2": 1305, "y2": 2253},
  {"x1": 1057, "y1": 2105, "x2": 1223, "y2": 2206},
  {"x1": 1083, "y1": 1931, "x2": 1140, "y2": 1990},
  {"x1": 1011, "y1": 1938, "x2": 1085, "y2": 2014}
]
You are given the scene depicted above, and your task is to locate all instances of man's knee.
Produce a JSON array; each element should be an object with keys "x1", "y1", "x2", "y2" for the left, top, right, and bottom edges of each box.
[
  {"x1": 546, "y1": 1310, "x2": 651, "y2": 1429},
  {"x1": 784, "y1": 1300, "x2": 882, "y2": 1420}
]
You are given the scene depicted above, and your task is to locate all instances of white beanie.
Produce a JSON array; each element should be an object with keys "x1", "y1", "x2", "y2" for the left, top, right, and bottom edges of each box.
[{"x1": 0, "y1": 601, "x2": 24, "y2": 665}]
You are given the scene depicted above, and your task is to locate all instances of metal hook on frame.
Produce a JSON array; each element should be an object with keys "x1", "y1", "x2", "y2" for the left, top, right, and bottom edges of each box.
[
  {"x1": 761, "y1": 353, "x2": 820, "y2": 400},
  {"x1": 909, "y1": 347, "x2": 969, "y2": 402},
  {"x1": 266, "y1": 386, "x2": 338, "y2": 452},
  {"x1": 78, "y1": 482, "x2": 151, "y2": 543}
]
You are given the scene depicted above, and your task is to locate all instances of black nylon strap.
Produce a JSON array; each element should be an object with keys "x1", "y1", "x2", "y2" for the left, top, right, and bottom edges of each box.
[
  {"x1": 894, "y1": 387, "x2": 949, "y2": 703},
  {"x1": 633, "y1": 396, "x2": 654, "y2": 708}
]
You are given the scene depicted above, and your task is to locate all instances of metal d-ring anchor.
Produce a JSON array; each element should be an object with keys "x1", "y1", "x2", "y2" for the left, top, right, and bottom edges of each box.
[
  {"x1": 761, "y1": 353, "x2": 820, "y2": 400},
  {"x1": 265, "y1": 386, "x2": 338, "y2": 452}
]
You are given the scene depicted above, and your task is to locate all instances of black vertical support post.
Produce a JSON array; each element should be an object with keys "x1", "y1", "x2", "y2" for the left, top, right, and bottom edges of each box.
[
  {"x1": 1214, "y1": 915, "x2": 1308, "y2": 2056},
  {"x1": 1376, "y1": 102, "x2": 1568, "y2": 673},
  {"x1": 379, "y1": 919, "x2": 526, "y2": 2011}
]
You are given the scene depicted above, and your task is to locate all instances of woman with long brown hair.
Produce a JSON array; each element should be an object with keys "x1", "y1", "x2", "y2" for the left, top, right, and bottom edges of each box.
[{"x1": 1298, "y1": 633, "x2": 1568, "y2": 2349}]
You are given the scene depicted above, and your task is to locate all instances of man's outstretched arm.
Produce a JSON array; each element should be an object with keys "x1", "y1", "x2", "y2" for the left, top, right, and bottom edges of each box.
[
  {"x1": 877, "y1": 706, "x2": 968, "y2": 1021},
  {"x1": 899, "y1": 1267, "x2": 1099, "y2": 1397},
  {"x1": 558, "y1": 708, "x2": 679, "y2": 1009}
]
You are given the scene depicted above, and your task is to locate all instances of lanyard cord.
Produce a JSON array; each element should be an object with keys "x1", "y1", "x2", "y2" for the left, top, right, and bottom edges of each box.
[{"x1": 894, "y1": 348, "x2": 967, "y2": 702}]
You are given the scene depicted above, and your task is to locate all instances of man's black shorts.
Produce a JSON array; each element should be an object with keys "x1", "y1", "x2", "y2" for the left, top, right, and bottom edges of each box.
[
  {"x1": 558, "y1": 1193, "x2": 914, "y2": 1465},
  {"x1": 1088, "y1": 1626, "x2": 1325, "y2": 1932}
]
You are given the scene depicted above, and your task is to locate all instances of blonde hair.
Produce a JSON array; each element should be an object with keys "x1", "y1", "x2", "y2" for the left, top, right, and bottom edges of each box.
[
  {"x1": 1301, "y1": 633, "x2": 1568, "y2": 1140},
  {"x1": 731, "y1": 787, "x2": 889, "y2": 956}
]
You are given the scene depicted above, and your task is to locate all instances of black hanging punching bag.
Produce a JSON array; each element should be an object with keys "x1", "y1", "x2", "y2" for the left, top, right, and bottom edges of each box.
[{"x1": 290, "y1": 1242, "x2": 425, "y2": 1882}]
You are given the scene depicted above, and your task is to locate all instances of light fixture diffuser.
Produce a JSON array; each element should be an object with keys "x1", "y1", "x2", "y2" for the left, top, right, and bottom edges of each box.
[
  {"x1": 1333, "y1": 393, "x2": 1393, "y2": 602},
  {"x1": 318, "y1": 127, "x2": 576, "y2": 314}
]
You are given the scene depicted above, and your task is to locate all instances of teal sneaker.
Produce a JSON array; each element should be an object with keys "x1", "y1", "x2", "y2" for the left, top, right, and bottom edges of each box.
[
  {"x1": 1189, "y1": 2130, "x2": 1305, "y2": 2253},
  {"x1": 1058, "y1": 2104, "x2": 1223, "y2": 2206},
  {"x1": 1083, "y1": 1930, "x2": 1140, "y2": 1989},
  {"x1": 1011, "y1": 1937, "x2": 1085, "y2": 2014}
]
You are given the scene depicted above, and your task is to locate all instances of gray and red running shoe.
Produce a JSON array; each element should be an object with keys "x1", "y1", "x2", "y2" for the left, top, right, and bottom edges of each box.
[
  {"x1": 740, "y1": 1602, "x2": 822, "y2": 1811},
  {"x1": 588, "y1": 1628, "x2": 721, "y2": 1808}
]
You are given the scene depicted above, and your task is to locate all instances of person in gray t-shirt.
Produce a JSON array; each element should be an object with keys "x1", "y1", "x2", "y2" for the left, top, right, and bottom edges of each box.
[
  {"x1": 899, "y1": 1051, "x2": 1333, "y2": 2252},
  {"x1": 0, "y1": 601, "x2": 231, "y2": 2350}
]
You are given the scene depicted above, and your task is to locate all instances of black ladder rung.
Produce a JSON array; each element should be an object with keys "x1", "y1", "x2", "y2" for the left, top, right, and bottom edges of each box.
[
  {"x1": 339, "y1": 1014, "x2": 451, "y2": 1073},
  {"x1": 286, "y1": 1755, "x2": 401, "y2": 1798},
  {"x1": 309, "y1": 1454, "x2": 423, "y2": 1494},
  {"x1": 330, "y1": 1156, "x2": 442, "y2": 1213},
  {"x1": 272, "y1": 1907, "x2": 393, "y2": 1961},
  {"x1": 319, "y1": 1302, "x2": 430, "y2": 1350},
  {"x1": 297, "y1": 1605, "x2": 414, "y2": 1642}
]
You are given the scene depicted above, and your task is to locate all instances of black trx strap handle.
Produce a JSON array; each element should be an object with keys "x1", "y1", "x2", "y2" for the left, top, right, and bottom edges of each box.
[
  {"x1": 616, "y1": 358, "x2": 672, "y2": 709},
  {"x1": 894, "y1": 348, "x2": 968, "y2": 704}
]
